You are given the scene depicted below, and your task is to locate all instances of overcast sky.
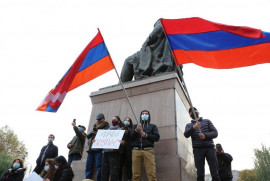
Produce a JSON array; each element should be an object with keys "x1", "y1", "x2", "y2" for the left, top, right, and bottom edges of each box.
[{"x1": 1, "y1": 0, "x2": 270, "y2": 174}]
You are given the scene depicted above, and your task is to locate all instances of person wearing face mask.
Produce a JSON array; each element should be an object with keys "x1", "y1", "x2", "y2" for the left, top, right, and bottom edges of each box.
[
  {"x1": 67, "y1": 121, "x2": 87, "y2": 165},
  {"x1": 184, "y1": 107, "x2": 220, "y2": 181},
  {"x1": 0, "y1": 158, "x2": 26, "y2": 181},
  {"x1": 85, "y1": 113, "x2": 109, "y2": 181},
  {"x1": 119, "y1": 117, "x2": 133, "y2": 181},
  {"x1": 130, "y1": 110, "x2": 160, "y2": 181},
  {"x1": 40, "y1": 158, "x2": 56, "y2": 181},
  {"x1": 101, "y1": 116, "x2": 126, "y2": 181},
  {"x1": 34, "y1": 134, "x2": 58, "y2": 174},
  {"x1": 53, "y1": 155, "x2": 74, "y2": 181}
]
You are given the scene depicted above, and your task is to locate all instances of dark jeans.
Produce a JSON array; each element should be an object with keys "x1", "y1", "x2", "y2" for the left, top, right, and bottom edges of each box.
[
  {"x1": 221, "y1": 179, "x2": 232, "y2": 181},
  {"x1": 85, "y1": 151, "x2": 103, "y2": 181},
  {"x1": 101, "y1": 151, "x2": 121, "y2": 181},
  {"x1": 120, "y1": 146, "x2": 132, "y2": 180},
  {"x1": 193, "y1": 147, "x2": 220, "y2": 181},
  {"x1": 68, "y1": 153, "x2": 81, "y2": 165}
]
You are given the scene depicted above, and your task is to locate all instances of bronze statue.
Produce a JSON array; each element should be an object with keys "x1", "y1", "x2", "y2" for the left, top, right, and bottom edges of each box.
[{"x1": 120, "y1": 19, "x2": 183, "y2": 83}]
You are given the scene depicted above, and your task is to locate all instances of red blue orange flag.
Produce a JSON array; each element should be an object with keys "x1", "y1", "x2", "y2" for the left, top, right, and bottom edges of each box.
[
  {"x1": 161, "y1": 17, "x2": 270, "y2": 69},
  {"x1": 37, "y1": 30, "x2": 115, "y2": 112}
]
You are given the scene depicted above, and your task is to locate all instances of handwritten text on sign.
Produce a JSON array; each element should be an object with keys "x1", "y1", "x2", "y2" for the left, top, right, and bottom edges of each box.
[{"x1": 92, "y1": 130, "x2": 125, "y2": 149}]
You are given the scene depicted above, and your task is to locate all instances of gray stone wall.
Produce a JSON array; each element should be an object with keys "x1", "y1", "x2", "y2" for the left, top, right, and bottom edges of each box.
[{"x1": 72, "y1": 73, "x2": 196, "y2": 181}]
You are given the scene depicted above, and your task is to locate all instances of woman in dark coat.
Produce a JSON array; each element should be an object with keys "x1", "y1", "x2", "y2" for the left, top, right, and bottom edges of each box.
[
  {"x1": 120, "y1": 117, "x2": 133, "y2": 181},
  {"x1": 0, "y1": 158, "x2": 26, "y2": 181},
  {"x1": 53, "y1": 156, "x2": 74, "y2": 181}
]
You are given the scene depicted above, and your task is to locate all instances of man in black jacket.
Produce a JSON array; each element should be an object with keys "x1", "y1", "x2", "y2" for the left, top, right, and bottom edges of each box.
[
  {"x1": 184, "y1": 107, "x2": 220, "y2": 181},
  {"x1": 130, "y1": 110, "x2": 160, "y2": 181},
  {"x1": 33, "y1": 134, "x2": 58, "y2": 174},
  {"x1": 216, "y1": 144, "x2": 233, "y2": 181}
]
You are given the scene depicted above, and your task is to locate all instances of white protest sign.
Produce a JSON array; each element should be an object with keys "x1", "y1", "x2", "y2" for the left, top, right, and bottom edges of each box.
[
  {"x1": 24, "y1": 172, "x2": 43, "y2": 181},
  {"x1": 92, "y1": 129, "x2": 125, "y2": 149}
]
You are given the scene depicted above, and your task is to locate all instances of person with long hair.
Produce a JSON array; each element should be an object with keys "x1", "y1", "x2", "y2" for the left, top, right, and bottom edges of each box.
[
  {"x1": 101, "y1": 116, "x2": 126, "y2": 181},
  {"x1": 0, "y1": 158, "x2": 26, "y2": 181},
  {"x1": 119, "y1": 117, "x2": 133, "y2": 181},
  {"x1": 53, "y1": 155, "x2": 74, "y2": 181},
  {"x1": 40, "y1": 158, "x2": 56, "y2": 181}
]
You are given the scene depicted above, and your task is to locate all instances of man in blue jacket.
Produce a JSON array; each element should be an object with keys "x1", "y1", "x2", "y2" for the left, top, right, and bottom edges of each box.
[
  {"x1": 33, "y1": 134, "x2": 58, "y2": 174},
  {"x1": 130, "y1": 110, "x2": 160, "y2": 181},
  {"x1": 184, "y1": 107, "x2": 220, "y2": 181}
]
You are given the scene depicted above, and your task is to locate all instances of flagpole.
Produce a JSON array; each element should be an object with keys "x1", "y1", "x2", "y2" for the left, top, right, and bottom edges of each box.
[
  {"x1": 98, "y1": 29, "x2": 139, "y2": 124},
  {"x1": 160, "y1": 21, "x2": 201, "y2": 132}
]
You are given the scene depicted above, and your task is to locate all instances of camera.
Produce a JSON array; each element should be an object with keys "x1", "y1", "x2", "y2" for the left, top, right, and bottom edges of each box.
[{"x1": 216, "y1": 144, "x2": 223, "y2": 152}]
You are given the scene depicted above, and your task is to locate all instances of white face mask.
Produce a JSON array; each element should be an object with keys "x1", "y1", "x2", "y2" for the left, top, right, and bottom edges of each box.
[
  {"x1": 44, "y1": 166, "x2": 50, "y2": 172},
  {"x1": 13, "y1": 163, "x2": 20, "y2": 169},
  {"x1": 124, "y1": 121, "x2": 130, "y2": 127},
  {"x1": 78, "y1": 127, "x2": 83, "y2": 132},
  {"x1": 141, "y1": 114, "x2": 149, "y2": 121}
]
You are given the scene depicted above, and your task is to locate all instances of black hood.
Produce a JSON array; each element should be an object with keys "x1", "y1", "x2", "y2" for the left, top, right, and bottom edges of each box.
[
  {"x1": 140, "y1": 110, "x2": 151, "y2": 123},
  {"x1": 55, "y1": 155, "x2": 68, "y2": 165}
]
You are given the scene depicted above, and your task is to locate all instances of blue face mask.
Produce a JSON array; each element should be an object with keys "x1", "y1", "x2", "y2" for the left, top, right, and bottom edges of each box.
[
  {"x1": 13, "y1": 163, "x2": 20, "y2": 169},
  {"x1": 55, "y1": 165, "x2": 59, "y2": 169},
  {"x1": 141, "y1": 114, "x2": 149, "y2": 121},
  {"x1": 44, "y1": 166, "x2": 50, "y2": 172},
  {"x1": 124, "y1": 121, "x2": 130, "y2": 127},
  {"x1": 48, "y1": 138, "x2": 53, "y2": 143},
  {"x1": 78, "y1": 127, "x2": 83, "y2": 132}
]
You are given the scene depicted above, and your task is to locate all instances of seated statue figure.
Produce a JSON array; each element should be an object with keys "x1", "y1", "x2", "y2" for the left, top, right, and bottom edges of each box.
[{"x1": 120, "y1": 19, "x2": 183, "y2": 83}]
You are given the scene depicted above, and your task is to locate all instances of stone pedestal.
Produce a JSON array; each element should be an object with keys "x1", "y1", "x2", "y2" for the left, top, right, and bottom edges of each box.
[{"x1": 72, "y1": 72, "x2": 196, "y2": 181}]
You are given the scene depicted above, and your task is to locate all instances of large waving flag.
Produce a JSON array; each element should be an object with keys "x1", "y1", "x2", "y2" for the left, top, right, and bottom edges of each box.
[
  {"x1": 161, "y1": 17, "x2": 270, "y2": 69},
  {"x1": 37, "y1": 30, "x2": 114, "y2": 112}
]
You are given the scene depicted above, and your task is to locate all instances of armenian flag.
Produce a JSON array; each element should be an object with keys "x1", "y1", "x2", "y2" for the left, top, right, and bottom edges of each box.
[
  {"x1": 37, "y1": 30, "x2": 114, "y2": 112},
  {"x1": 161, "y1": 17, "x2": 270, "y2": 69}
]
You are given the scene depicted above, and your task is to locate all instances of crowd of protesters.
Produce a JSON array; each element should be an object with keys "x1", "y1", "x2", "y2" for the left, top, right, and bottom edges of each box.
[
  {"x1": 86, "y1": 110, "x2": 160, "y2": 181},
  {"x1": 1, "y1": 107, "x2": 233, "y2": 181}
]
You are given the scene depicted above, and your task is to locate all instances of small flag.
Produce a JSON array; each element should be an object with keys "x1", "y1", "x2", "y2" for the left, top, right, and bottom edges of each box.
[
  {"x1": 37, "y1": 30, "x2": 114, "y2": 112},
  {"x1": 161, "y1": 17, "x2": 270, "y2": 69}
]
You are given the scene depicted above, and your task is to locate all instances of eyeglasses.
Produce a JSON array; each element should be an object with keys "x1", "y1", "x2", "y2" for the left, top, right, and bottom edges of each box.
[{"x1": 48, "y1": 137, "x2": 54, "y2": 139}]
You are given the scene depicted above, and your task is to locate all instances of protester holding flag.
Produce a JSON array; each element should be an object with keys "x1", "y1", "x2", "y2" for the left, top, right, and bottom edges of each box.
[
  {"x1": 34, "y1": 134, "x2": 58, "y2": 174},
  {"x1": 130, "y1": 110, "x2": 160, "y2": 181},
  {"x1": 67, "y1": 122, "x2": 87, "y2": 165},
  {"x1": 0, "y1": 158, "x2": 26, "y2": 181},
  {"x1": 85, "y1": 113, "x2": 109, "y2": 181},
  {"x1": 184, "y1": 107, "x2": 220, "y2": 181}
]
